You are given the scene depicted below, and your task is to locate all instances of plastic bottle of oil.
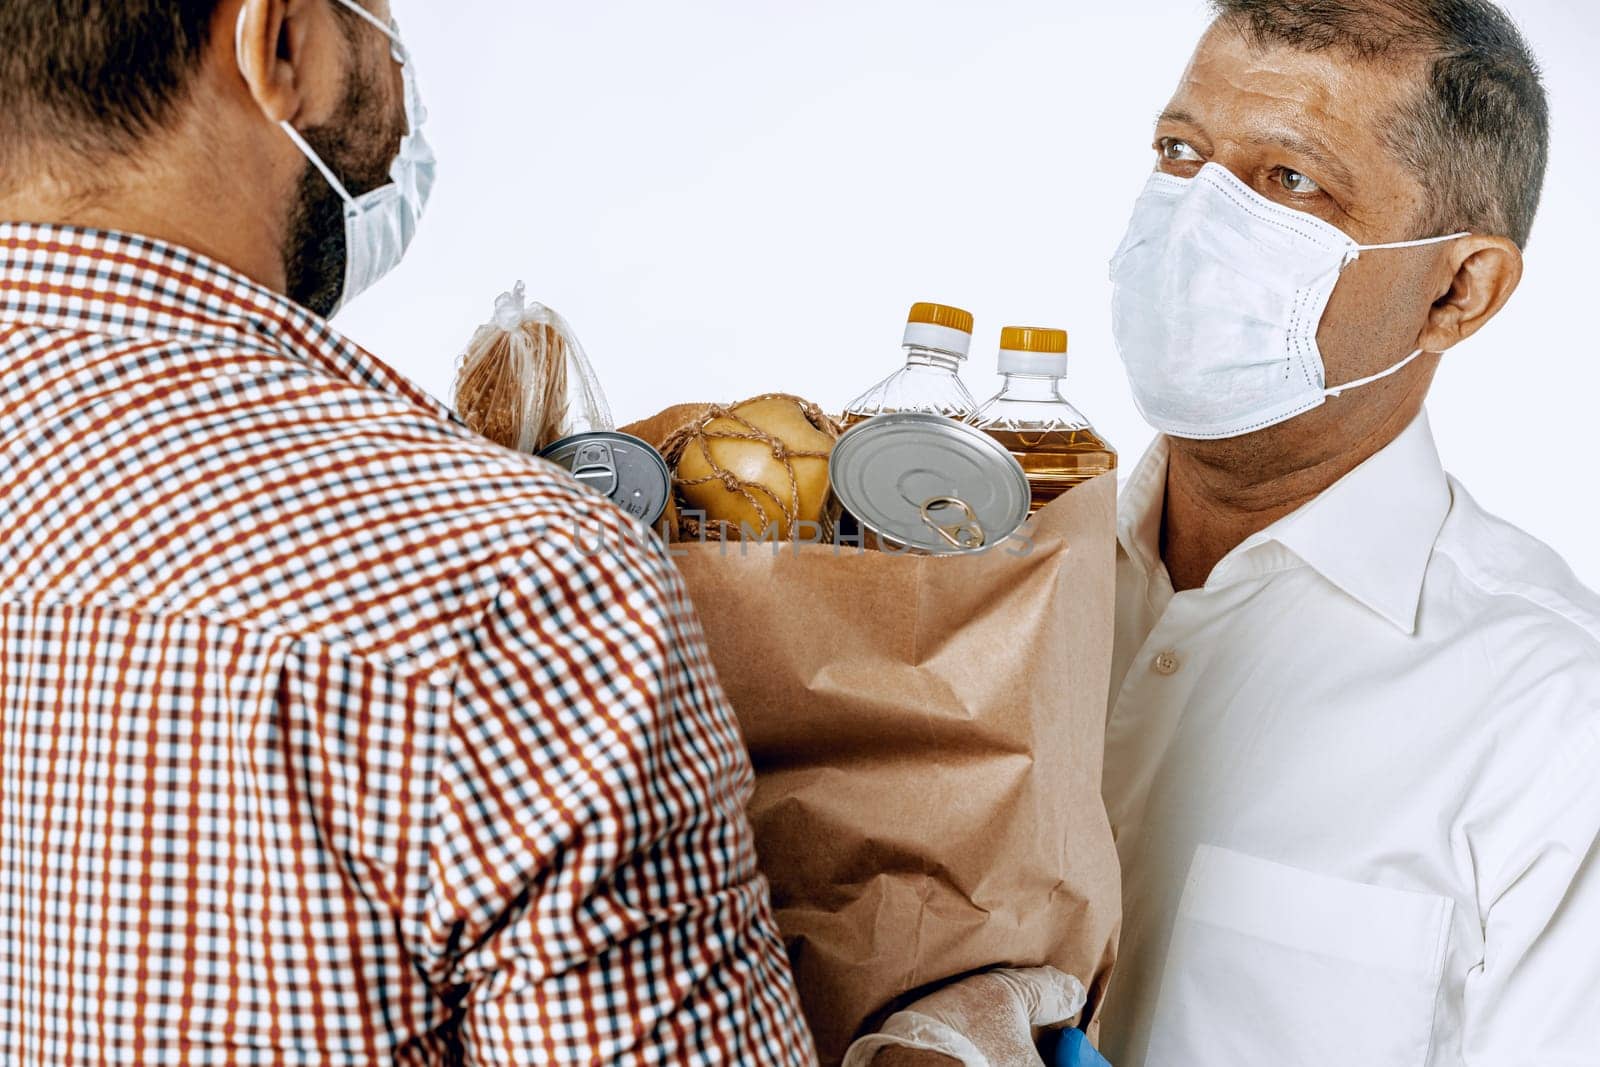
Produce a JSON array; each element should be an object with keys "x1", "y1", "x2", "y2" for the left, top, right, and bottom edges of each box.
[
  {"x1": 840, "y1": 302, "x2": 978, "y2": 429},
  {"x1": 971, "y1": 326, "x2": 1116, "y2": 513}
]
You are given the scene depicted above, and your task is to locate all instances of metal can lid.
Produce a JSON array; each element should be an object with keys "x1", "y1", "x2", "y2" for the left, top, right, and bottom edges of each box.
[
  {"x1": 539, "y1": 431, "x2": 672, "y2": 528},
  {"x1": 828, "y1": 412, "x2": 1030, "y2": 554}
]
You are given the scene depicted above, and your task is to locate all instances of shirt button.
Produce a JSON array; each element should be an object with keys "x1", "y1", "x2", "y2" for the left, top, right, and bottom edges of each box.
[{"x1": 1153, "y1": 650, "x2": 1181, "y2": 676}]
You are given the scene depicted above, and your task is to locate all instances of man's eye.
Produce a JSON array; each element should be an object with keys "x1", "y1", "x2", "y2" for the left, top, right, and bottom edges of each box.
[
  {"x1": 1279, "y1": 168, "x2": 1321, "y2": 194},
  {"x1": 1160, "y1": 138, "x2": 1202, "y2": 163}
]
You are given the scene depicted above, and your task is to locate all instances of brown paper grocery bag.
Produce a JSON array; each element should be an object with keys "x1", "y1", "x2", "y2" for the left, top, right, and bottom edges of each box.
[{"x1": 625, "y1": 411, "x2": 1122, "y2": 1064}]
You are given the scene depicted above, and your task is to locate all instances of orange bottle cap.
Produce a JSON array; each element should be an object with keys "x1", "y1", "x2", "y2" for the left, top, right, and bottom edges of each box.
[
  {"x1": 999, "y1": 326, "x2": 1069, "y2": 355},
  {"x1": 907, "y1": 302, "x2": 976, "y2": 336}
]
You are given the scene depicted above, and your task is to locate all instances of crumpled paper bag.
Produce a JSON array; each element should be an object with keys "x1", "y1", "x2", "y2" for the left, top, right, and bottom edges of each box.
[{"x1": 623, "y1": 408, "x2": 1122, "y2": 1064}]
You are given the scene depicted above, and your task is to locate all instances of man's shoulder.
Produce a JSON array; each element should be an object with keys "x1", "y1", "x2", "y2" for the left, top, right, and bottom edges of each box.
[
  {"x1": 230, "y1": 414, "x2": 659, "y2": 677},
  {"x1": 49, "y1": 345, "x2": 655, "y2": 678},
  {"x1": 1429, "y1": 473, "x2": 1600, "y2": 698},
  {"x1": 1421, "y1": 478, "x2": 1600, "y2": 868}
]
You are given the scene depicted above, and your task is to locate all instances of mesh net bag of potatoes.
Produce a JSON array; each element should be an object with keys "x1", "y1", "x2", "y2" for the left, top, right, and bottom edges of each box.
[
  {"x1": 656, "y1": 394, "x2": 840, "y2": 543},
  {"x1": 618, "y1": 401, "x2": 1123, "y2": 1065}
]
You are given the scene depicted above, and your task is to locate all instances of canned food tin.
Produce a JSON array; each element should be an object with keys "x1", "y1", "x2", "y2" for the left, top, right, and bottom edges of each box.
[
  {"x1": 827, "y1": 412, "x2": 1031, "y2": 554},
  {"x1": 539, "y1": 431, "x2": 673, "y2": 527}
]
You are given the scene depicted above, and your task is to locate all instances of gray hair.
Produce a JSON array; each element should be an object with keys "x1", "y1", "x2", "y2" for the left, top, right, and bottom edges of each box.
[{"x1": 1210, "y1": 0, "x2": 1550, "y2": 248}]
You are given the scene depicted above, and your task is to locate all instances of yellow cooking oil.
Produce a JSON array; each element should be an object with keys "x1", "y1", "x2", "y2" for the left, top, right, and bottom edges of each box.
[{"x1": 970, "y1": 327, "x2": 1116, "y2": 514}]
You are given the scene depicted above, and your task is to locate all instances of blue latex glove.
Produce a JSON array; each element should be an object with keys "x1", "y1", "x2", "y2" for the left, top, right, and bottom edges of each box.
[{"x1": 1052, "y1": 1028, "x2": 1112, "y2": 1067}]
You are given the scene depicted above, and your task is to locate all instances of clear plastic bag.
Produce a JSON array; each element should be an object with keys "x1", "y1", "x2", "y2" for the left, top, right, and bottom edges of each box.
[{"x1": 451, "y1": 281, "x2": 614, "y2": 454}]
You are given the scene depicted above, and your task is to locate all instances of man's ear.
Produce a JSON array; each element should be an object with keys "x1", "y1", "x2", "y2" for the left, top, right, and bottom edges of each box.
[
  {"x1": 231, "y1": 0, "x2": 315, "y2": 125},
  {"x1": 1417, "y1": 235, "x2": 1523, "y2": 354}
]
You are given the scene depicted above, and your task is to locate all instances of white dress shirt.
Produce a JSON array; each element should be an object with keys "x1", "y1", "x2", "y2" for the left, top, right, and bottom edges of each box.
[{"x1": 1098, "y1": 408, "x2": 1600, "y2": 1067}]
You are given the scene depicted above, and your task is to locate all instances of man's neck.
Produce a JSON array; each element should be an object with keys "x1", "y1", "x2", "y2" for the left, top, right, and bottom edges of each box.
[
  {"x1": 1159, "y1": 402, "x2": 1422, "y2": 592},
  {"x1": 0, "y1": 125, "x2": 288, "y2": 294}
]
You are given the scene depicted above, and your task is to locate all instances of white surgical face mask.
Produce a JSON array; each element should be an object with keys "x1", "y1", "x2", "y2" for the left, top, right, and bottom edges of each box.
[
  {"x1": 1108, "y1": 162, "x2": 1468, "y2": 440},
  {"x1": 236, "y1": 0, "x2": 436, "y2": 316}
]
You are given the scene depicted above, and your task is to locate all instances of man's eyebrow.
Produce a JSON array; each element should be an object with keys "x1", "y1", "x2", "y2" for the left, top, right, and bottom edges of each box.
[
  {"x1": 1247, "y1": 130, "x2": 1355, "y2": 190},
  {"x1": 1153, "y1": 109, "x2": 1356, "y2": 191}
]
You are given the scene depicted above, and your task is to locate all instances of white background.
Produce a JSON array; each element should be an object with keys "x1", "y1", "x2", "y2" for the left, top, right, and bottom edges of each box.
[{"x1": 341, "y1": 0, "x2": 1600, "y2": 587}]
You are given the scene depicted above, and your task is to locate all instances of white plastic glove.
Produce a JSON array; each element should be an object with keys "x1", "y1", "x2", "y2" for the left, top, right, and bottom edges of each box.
[{"x1": 841, "y1": 966, "x2": 1088, "y2": 1067}]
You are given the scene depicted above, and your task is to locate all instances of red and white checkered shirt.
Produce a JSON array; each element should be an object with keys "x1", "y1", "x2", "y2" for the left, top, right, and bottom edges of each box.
[{"x1": 0, "y1": 223, "x2": 817, "y2": 1065}]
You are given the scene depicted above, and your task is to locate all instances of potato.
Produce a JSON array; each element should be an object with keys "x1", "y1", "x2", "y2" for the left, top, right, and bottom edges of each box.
[{"x1": 674, "y1": 395, "x2": 836, "y2": 540}]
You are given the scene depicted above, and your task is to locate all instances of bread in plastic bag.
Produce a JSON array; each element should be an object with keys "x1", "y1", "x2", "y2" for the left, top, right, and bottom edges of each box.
[{"x1": 451, "y1": 281, "x2": 614, "y2": 454}]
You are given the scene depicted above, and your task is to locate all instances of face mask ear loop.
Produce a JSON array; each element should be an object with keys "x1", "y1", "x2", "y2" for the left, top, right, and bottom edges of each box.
[
  {"x1": 1358, "y1": 231, "x2": 1473, "y2": 252},
  {"x1": 331, "y1": 0, "x2": 408, "y2": 61},
  {"x1": 1327, "y1": 229, "x2": 1468, "y2": 390},
  {"x1": 1341, "y1": 231, "x2": 1471, "y2": 272},
  {"x1": 331, "y1": 0, "x2": 403, "y2": 45},
  {"x1": 1324, "y1": 348, "x2": 1426, "y2": 398},
  {"x1": 277, "y1": 123, "x2": 359, "y2": 207},
  {"x1": 236, "y1": 3, "x2": 368, "y2": 208}
]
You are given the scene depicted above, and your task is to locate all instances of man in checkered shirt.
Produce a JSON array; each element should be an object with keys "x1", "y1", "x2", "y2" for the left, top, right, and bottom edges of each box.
[{"x1": 0, "y1": 0, "x2": 818, "y2": 1062}]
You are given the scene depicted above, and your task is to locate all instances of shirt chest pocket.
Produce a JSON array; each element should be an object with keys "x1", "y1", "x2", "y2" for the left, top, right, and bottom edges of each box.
[{"x1": 1146, "y1": 845, "x2": 1454, "y2": 1067}]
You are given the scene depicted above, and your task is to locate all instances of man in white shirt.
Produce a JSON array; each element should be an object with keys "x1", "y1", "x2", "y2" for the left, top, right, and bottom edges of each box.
[
  {"x1": 1097, "y1": 0, "x2": 1600, "y2": 1064},
  {"x1": 857, "y1": 1, "x2": 1599, "y2": 1064}
]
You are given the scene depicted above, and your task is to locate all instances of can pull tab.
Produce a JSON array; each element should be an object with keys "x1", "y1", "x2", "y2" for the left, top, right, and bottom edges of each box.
[
  {"x1": 569, "y1": 442, "x2": 620, "y2": 498},
  {"x1": 919, "y1": 496, "x2": 985, "y2": 551}
]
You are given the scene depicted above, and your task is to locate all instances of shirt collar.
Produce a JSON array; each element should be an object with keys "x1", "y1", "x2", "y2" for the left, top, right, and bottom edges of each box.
[
  {"x1": 1117, "y1": 430, "x2": 1172, "y2": 586},
  {"x1": 1117, "y1": 409, "x2": 1451, "y2": 634},
  {"x1": 0, "y1": 222, "x2": 468, "y2": 431}
]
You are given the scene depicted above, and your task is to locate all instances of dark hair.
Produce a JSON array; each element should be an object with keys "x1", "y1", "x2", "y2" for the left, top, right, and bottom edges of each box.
[
  {"x1": 0, "y1": 2, "x2": 227, "y2": 179},
  {"x1": 0, "y1": 1, "x2": 372, "y2": 191},
  {"x1": 1210, "y1": 0, "x2": 1550, "y2": 247}
]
